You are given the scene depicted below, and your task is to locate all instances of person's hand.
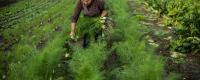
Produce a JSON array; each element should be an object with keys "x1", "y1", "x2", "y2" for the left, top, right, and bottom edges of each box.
[
  {"x1": 99, "y1": 17, "x2": 106, "y2": 24},
  {"x1": 70, "y1": 31, "x2": 75, "y2": 39},
  {"x1": 100, "y1": 16, "x2": 107, "y2": 20}
]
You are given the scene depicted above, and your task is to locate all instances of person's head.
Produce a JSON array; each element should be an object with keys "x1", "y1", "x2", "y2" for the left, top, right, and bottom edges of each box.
[{"x1": 82, "y1": 0, "x2": 92, "y2": 6}]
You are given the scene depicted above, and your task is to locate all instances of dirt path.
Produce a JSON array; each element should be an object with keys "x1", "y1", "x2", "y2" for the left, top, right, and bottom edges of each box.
[{"x1": 128, "y1": 0, "x2": 200, "y2": 80}]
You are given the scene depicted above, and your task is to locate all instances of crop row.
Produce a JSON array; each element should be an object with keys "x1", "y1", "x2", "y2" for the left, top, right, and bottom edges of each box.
[
  {"x1": 0, "y1": 0, "x2": 65, "y2": 52},
  {"x1": 0, "y1": 0, "x2": 60, "y2": 30}
]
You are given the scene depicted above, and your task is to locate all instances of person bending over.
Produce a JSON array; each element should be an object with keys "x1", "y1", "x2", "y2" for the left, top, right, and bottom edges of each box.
[{"x1": 70, "y1": 0, "x2": 107, "y2": 48}]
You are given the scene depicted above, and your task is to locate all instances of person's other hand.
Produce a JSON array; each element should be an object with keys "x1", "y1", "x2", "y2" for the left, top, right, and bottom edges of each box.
[{"x1": 70, "y1": 31, "x2": 75, "y2": 39}]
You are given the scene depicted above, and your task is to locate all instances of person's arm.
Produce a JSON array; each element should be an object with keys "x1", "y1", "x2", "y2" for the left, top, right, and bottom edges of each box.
[
  {"x1": 101, "y1": 10, "x2": 107, "y2": 17},
  {"x1": 70, "y1": 22, "x2": 76, "y2": 39},
  {"x1": 99, "y1": 0, "x2": 107, "y2": 17},
  {"x1": 70, "y1": 0, "x2": 82, "y2": 39}
]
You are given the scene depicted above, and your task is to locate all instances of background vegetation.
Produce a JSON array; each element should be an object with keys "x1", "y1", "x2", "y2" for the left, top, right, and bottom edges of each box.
[{"x1": 146, "y1": 0, "x2": 200, "y2": 54}]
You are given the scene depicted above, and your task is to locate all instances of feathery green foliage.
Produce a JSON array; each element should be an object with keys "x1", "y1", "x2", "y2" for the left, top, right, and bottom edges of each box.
[
  {"x1": 0, "y1": 0, "x2": 179, "y2": 80},
  {"x1": 69, "y1": 43, "x2": 107, "y2": 80}
]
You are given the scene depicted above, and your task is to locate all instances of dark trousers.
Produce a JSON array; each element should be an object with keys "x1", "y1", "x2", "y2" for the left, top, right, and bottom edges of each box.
[{"x1": 82, "y1": 29, "x2": 102, "y2": 48}]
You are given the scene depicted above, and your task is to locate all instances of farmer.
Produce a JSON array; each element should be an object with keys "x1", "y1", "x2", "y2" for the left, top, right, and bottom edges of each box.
[{"x1": 70, "y1": 0, "x2": 108, "y2": 48}]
